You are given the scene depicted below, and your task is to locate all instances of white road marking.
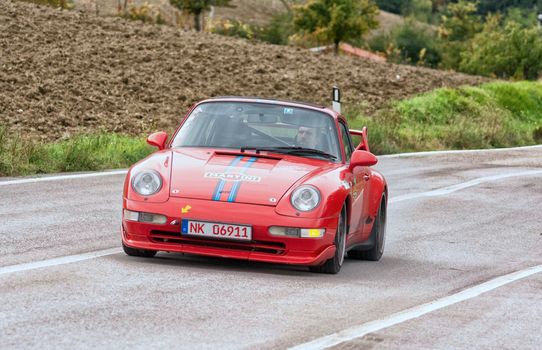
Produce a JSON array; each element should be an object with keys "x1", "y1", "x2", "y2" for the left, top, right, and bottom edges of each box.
[
  {"x1": 0, "y1": 170, "x2": 127, "y2": 186},
  {"x1": 289, "y1": 264, "x2": 542, "y2": 350},
  {"x1": 390, "y1": 169, "x2": 542, "y2": 203},
  {"x1": 0, "y1": 248, "x2": 122, "y2": 275},
  {"x1": 379, "y1": 144, "x2": 542, "y2": 158}
]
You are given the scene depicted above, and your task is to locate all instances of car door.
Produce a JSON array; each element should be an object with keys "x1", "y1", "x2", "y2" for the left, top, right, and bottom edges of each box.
[{"x1": 338, "y1": 121, "x2": 366, "y2": 238}]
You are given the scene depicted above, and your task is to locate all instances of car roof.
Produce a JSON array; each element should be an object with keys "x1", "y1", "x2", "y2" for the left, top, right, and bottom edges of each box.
[{"x1": 199, "y1": 96, "x2": 339, "y2": 119}]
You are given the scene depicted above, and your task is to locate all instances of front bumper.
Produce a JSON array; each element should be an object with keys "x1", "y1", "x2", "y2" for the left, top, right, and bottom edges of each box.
[{"x1": 122, "y1": 197, "x2": 338, "y2": 266}]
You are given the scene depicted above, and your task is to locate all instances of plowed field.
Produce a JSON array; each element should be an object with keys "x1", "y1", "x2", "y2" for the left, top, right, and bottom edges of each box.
[{"x1": 0, "y1": 0, "x2": 486, "y2": 140}]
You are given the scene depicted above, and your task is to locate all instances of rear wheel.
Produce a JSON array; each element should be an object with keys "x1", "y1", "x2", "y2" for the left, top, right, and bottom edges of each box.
[
  {"x1": 122, "y1": 242, "x2": 157, "y2": 258},
  {"x1": 310, "y1": 206, "x2": 347, "y2": 274},
  {"x1": 348, "y1": 194, "x2": 386, "y2": 261}
]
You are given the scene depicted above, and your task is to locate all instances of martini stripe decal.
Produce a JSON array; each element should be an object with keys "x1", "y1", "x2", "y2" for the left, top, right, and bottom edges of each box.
[
  {"x1": 212, "y1": 156, "x2": 243, "y2": 201},
  {"x1": 227, "y1": 157, "x2": 258, "y2": 202}
]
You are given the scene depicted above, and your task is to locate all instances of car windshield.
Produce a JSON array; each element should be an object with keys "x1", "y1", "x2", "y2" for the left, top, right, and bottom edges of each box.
[{"x1": 171, "y1": 101, "x2": 341, "y2": 160}]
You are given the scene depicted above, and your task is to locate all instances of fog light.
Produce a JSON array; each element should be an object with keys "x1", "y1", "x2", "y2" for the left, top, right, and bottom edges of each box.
[
  {"x1": 123, "y1": 209, "x2": 167, "y2": 224},
  {"x1": 269, "y1": 226, "x2": 300, "y2": 237},
  {"x1": 124, "y1": 209, "x2": 140, "y2": 222}
]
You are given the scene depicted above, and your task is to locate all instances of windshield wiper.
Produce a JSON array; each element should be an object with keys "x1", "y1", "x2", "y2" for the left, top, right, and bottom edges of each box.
[{"x1": 240, "y1": 146, "x2": 337, "y2": 160}]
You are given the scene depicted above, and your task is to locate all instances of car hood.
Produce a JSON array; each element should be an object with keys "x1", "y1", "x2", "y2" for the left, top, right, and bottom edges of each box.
[{"x1": 169, "y1": 148, "x2": 327, "y2": 206}]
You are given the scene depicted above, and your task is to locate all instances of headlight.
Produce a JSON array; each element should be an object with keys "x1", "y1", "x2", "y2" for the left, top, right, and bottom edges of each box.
[
  {"x1": 290, "y1": 185, "x2": 321, "y2": 212},
  {"x1": 132, "y1": 170, "x2": 162, "y2": 196}
]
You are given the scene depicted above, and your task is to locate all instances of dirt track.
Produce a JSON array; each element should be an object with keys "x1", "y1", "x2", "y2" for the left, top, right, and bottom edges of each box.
[{"x1": 0, "y1": 0, "x2": 486, "y2": 141}]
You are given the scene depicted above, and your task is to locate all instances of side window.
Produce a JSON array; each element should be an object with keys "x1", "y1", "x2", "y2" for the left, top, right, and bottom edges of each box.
[{"x1": 339, "y1": 122, "x2": 354, "y2": 162}]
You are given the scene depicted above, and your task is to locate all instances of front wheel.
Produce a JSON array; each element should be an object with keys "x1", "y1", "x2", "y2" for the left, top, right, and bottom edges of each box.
[
  {"x1": 348, "y1": 193, "x2": 386, "y2": 261},
  {"x1": 122, "y1": 242, "x2": 157, "y2": 258},
  {"x1": 310, "y1": 206, "x2": 347, "y2": 274}
]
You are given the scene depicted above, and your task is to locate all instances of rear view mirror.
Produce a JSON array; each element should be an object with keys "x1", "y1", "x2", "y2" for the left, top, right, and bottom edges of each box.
[
  {"x1": 349, "y1": 150, "x2": 377, "y2": 170},
  {"x1": 147, "y1": 132, "x2": 168, "y2": 150},
  {"x1": 246, "y1": 113, "x2": 278, "y2": 123}
]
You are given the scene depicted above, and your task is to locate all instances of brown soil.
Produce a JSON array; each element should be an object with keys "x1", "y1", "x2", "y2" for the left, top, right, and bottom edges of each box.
[
  {"x1": 211, "y1": 0, "x2": 287, "y2": 26},
  {"x1": 0, "y1": 0, "x2": 487, "y2": 141}
]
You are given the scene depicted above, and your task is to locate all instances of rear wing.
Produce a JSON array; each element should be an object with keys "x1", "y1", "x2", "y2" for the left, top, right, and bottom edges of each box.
[{"x1": 349, "y1": 126, "x2": 370, "y2": 153}]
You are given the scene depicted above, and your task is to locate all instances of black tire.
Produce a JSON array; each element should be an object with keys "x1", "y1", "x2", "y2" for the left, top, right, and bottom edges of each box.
[
  {"x1": 122, "y1": 242, "x2": 157, "y2": 258},
  {"x1": 310, "y1": 206, "x2": 347, "y2": 274},
  {"x1": 348, "y1": 194, "x2": 386, "y2": 261}
]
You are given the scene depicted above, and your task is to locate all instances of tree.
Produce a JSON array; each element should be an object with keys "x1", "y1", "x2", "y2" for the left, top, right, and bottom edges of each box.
[
  {"x1": 438, "y1": 0, "x2": 481, "y2": 41},
  {"x1": 393, "y1": 19, "x2": 441, "y2": 67},
  {"x1": 504, "y1": 7, "x2": 539, "y2": 28},
  {"x1": 170, "y1": 0, "x2": 233, "y2": 31},
  {"x1": 437, "y1": 0, "x2": 482, "y2": 69},
  {"x1": 402, "y1": 0, "x2": 432, "y2": 21},
  {"x1": 477, "y1": 0, "x2": 542, "y2": 15},
  {"x1": 374, "y1": 0, "x2": 403, "y2": 14},
  {"x1": 460, "y1": 16, "x2": 542, "y2": 79},
  {"x1": 293, "y1": 0, "x2": 379, "y2": 54}
]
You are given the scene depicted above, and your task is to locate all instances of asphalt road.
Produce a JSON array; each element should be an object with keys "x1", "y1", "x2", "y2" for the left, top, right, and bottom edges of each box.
[{"x1": 1, "y1": 146, "x2": 541, "y2": 349}]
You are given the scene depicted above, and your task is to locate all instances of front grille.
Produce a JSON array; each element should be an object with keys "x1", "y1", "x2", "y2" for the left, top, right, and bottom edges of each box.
[{"x1": 150, "y1": 230, "x2": 286, "y2": 255}]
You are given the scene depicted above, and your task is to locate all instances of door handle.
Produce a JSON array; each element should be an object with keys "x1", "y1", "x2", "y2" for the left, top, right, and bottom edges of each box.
[{"x1": 363, "y1": 174, "x2": 370, "y2": 181}]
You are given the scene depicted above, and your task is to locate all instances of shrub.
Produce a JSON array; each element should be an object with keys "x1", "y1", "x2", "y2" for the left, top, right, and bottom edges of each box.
[
  {"x1": 368, "y1": 19, "x2": 440, "y2": 67},
  {"x1": 504, "y1": 7, "x2": 538, "y2": 28},
  {"x1": 210, "y1": 13, "x2": 295, "y2": 45},
  {"x1": 402, "y1": 0, "x2": 433, "y2": 22},
  {"x1": 209, "y1": 19, "x2": 255, "y2": 39},
  {"x1": 460, "y1": 17, "x2": 542, "y2": 80},
  {"x1": 374, "y1": 0, "x2": 403, "y2": 14},
  {"x1": 123, "y1": 3, "x2": 164, "y2": 24},
  {"x1": 258, "y1": 12, "x2": 295, "y2": 45},
  {"x1": 392, "y1": 19, "x2": 440, "y2": 67},
  {"x1": 345, "y1": 81, "x2": 542, "y2": 154}
]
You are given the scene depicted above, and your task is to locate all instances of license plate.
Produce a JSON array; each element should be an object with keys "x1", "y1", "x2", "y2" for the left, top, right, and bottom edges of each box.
[{"x1": 181, "y1": 219, "x2": 252, "y2": 241}]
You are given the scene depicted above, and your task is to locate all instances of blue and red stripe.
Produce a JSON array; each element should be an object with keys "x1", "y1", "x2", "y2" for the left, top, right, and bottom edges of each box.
[
  {"x1": 227, "y1": 157, "x2": 257, "y2": 202},
  {"x1": 212, "y1": 156, "x2": 243, "y2": 201}
]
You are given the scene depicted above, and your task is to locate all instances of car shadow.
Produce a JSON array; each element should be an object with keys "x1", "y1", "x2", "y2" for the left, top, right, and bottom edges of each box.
[
  {"x1": 114, "y1": 251, "x2": 312, "y2": 277},
  {"x1": 113, "y1": 251, "x2": 409, "y2": 279}
]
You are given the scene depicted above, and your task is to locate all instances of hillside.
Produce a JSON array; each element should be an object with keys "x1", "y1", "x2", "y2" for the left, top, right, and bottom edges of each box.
[
  {"x1": 210, "y1": 1, "x2": 409, "y2": 37},
  {"x1": 210, "y1": 0, "x2": 288, "y2": 26},
  {"x1": 0, "y1": 0, "x2": 486, "y2": 141}
]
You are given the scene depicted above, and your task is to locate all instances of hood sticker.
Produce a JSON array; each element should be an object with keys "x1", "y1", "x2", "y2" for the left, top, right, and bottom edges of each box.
[
  {"x1": 227, "y1": 157, "x2": 258, "y2": 202},
  {"x1": 205, "y1": 172, "x2": 261, "y2": 183}
]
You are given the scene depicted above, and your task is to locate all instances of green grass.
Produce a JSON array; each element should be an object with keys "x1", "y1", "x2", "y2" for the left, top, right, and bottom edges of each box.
[
  {"x1": 346, "y1": 81, "x2": 542, "y2": 154},
  {"x1": 0, "y1": 130, "x2": 153, "y2": 177}
]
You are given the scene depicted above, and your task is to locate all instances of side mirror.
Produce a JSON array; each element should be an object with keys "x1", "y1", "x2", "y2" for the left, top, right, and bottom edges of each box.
[
  {"x1": 147, "y1": 132, "x2": 168, "y2": 150},
  {"x1": 349, "y1": 150, "x2": 377, "y2": 170}
]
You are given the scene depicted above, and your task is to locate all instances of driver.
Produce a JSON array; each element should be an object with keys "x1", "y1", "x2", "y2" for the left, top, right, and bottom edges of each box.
[{"x1": 296, "y1": 125, "x2": 321, "y2": 149}]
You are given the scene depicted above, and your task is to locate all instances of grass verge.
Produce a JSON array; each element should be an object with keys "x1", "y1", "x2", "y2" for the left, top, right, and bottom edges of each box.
[
  {"x1": 347, "y1": 81, "x2": 542, "y2": 154},
  {"x1": 0, "y1": 131, "x2": 152, "y2": 177}
]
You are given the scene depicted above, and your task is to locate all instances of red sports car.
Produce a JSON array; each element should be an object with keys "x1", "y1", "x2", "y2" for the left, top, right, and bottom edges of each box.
[{"x1": 122, "y1": 96, "x2": 387, "y2": 274}]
